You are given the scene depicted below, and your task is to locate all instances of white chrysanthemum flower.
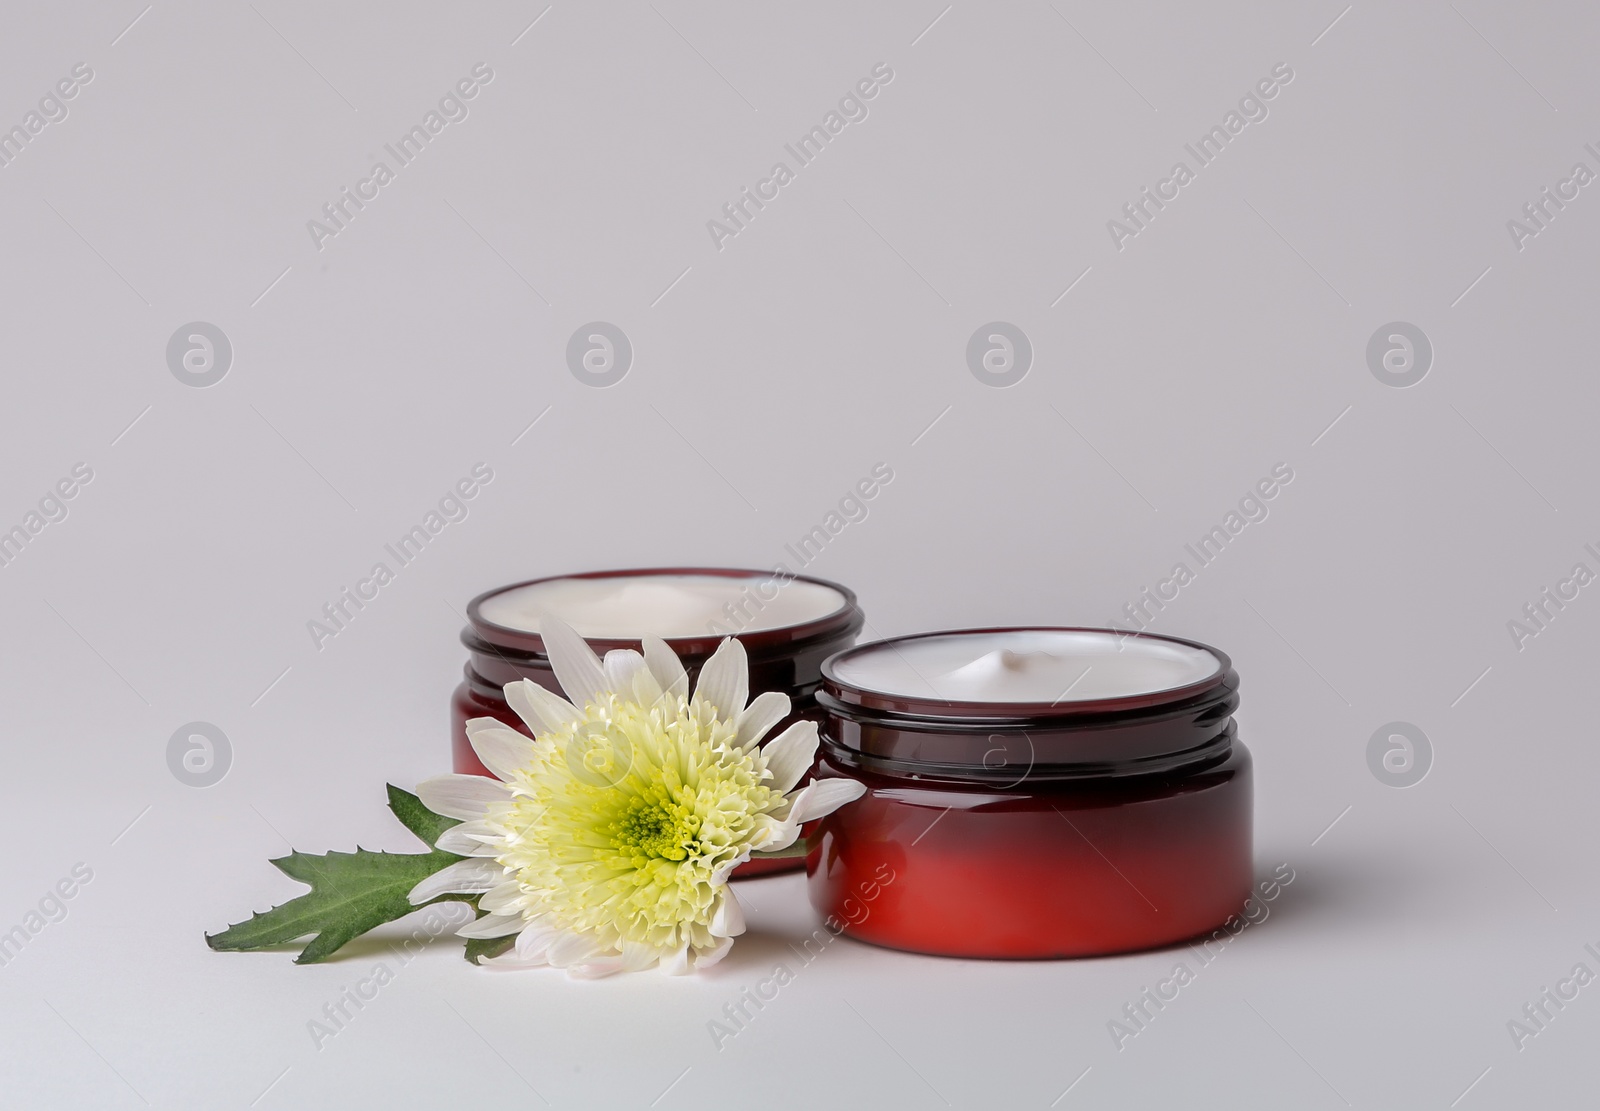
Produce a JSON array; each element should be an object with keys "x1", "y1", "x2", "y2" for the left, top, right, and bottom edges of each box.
[{"x1": 409, "y1": 619, "x2": 866, "y2": 977}]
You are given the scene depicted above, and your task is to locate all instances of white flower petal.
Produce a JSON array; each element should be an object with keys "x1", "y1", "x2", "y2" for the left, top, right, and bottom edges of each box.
[
  {"x1": 760, "y1": 719, "x2": 820, "y2": 794},
  {"x1": 435, "y1": 836, "x2": 500, "y2": 859},
  {"x1": 481, "y1": 946, "x2": 549, "y2": 970},
  {"x1": 643, "y1": 636, "x2": 689, "y2": 701},
  {"x1": 466, "y1": 719, "x2": 536, "y2": 781},
  {"x1": 786, "y1": 777, "x2": 868, "y2": 824},
  {"x1": 440, "y1": 817, "x2": 499, "y2": 841},
  {"x1": 504, "y1": 678, "x2": 579, "y2": 736},
  {"x1": 620, "y1": 942, "x2": 660, "y2": 973},
  {"x1": 629, "y1": 665, "x2": 665, "y2": 707},
  {"x1": 693, "y1": 637, "x2": 749, "y2": 722},
  {"x1": 416, "y1": 773, "x2": 512, "y2": 821},
  {"x1": 750, "y1": 816, "x2": 798, "y2": 853},
  {"x1": 694, "y1": 936, "x2": 734, "y2": 969},
  {"x1": 538, "y1": 617, "x2": 610, "y2": 709},
  {"x1": 515, "y1": 923, "x2": 560, "y2": 961},
  {"x1": 435, "y1": 820, "x2": 501, "y2": 857},
  {"x1": 711, "y1": 892, "x2": 746, "y2": 938},
  {"x1": 569, "y1": 956, "x2": 627, "y2": 979},
  {"x1": 710, "y1": 848, "x2": 753, "y2": 885},
  {"x1": 659, "y1": 943, "x2": 692, "y2": 976},
  {"x1": 408, "y1": 858, "x2": 505, "y2": 904},
  {"x1": 734, "y1": 691, "x2": 791, "y2": 751},
  {"x1": 479, "y1": 881, "x2": 525, "y2": 915},
  {"x1": 547, "y1": 931, "x2": 606, "y2": 969},
  {"x1": 603, "y1": 648, "x2": 649, "y2": 695},
  {"x1": 456, "y1": 912, "x2": 524, "y2": 939}
]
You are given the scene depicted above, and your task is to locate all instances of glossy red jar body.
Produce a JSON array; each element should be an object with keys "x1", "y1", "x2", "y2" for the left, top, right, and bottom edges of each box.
[
  {"x1": 807, "y1": 628, "x2": 1252, "y2": 958},
  {"x1": 451, "y1": 567, "x2": 864, "y2": 879}
]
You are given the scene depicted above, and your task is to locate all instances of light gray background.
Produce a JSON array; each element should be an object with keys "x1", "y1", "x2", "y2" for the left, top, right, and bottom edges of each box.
[{"x1": 1, "y1": 1, "x2": 1595, "y2": 1107}]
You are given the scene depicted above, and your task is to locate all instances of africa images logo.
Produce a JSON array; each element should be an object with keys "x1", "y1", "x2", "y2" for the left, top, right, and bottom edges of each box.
[
  {"x1": 306, "y1": 64, "x2": 494, "y2": 250},
  {"x1": 1106, "y1": 63, "x2": 1294, "y2": 250},
  {"x1": 706, "y1": 63, "x2": 895, "y2": 251}
]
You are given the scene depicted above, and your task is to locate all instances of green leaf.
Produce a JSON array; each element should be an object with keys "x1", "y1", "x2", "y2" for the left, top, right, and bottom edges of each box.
[
  {"x1": 464, "y1": 932, "x2": 516, "y2": 964},
  {"x1": 206, "y1": 784, "x2": 471, "y2": 964},
  {"x1": 386, "y1": 783, "x2": 460, "y2": 846},
  {"x1": 749, "y1": 840, "x2": 809, "y2": 861}
]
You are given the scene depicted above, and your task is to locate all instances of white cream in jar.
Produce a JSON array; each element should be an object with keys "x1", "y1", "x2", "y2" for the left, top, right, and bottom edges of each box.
[
  {"x1": 475, "y1": 572, "x2": 848, "y2": 640},
  {"x1": 827, "y1": 628, "x2": 1223, "y2": 703}
]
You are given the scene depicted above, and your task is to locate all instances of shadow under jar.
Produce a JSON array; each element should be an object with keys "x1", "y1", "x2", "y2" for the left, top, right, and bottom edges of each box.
[
  {"x1": 452, "y1": 568, "x2": 865, "y2": 878},
  {"x1": 808, "y1": 627, "x2": 1252, "y2": 958}
]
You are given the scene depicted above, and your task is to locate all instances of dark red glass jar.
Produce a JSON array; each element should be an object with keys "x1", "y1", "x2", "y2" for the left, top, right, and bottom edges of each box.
[
  {"x1": 806, "y1": 628, "x2": 1252, "y2": 957},
  {"x1": 452, "y1": 567, "x2": 865, "y2": 878}
]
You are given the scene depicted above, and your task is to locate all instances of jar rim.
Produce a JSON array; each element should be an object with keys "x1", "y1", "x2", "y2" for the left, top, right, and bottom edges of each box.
[
  {"x1": 818, "y1": 719, "x2": 1238, "y2": 782},
  {"x1": 464, "y1": 566, "x2": 862, "y2": 659},
  {"x1": 821, "y1": 626, "x2": 1235, "y2": 721}
]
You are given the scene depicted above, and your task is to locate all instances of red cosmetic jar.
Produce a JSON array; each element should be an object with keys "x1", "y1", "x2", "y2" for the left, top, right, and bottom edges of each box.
[
  {"x1": 806, "y1": 628, "x2": 1252, "y2": 957},
  {"x1": 452, "y1": 568, "x2": 865, "y2": 878}
]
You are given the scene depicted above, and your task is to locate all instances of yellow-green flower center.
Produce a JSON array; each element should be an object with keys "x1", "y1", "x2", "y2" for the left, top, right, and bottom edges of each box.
[{"x1": 612, "y1": 791, "x2": 701, "y2": 862}]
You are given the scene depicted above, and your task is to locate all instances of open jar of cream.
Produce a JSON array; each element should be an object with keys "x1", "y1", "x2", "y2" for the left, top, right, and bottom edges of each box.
[
  {"x1": 807, "y1": 627, "x2": 1251, "y2": 957},
  {"x1": 452, "y1": 568, "x2": 865, "y2": 877}
]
